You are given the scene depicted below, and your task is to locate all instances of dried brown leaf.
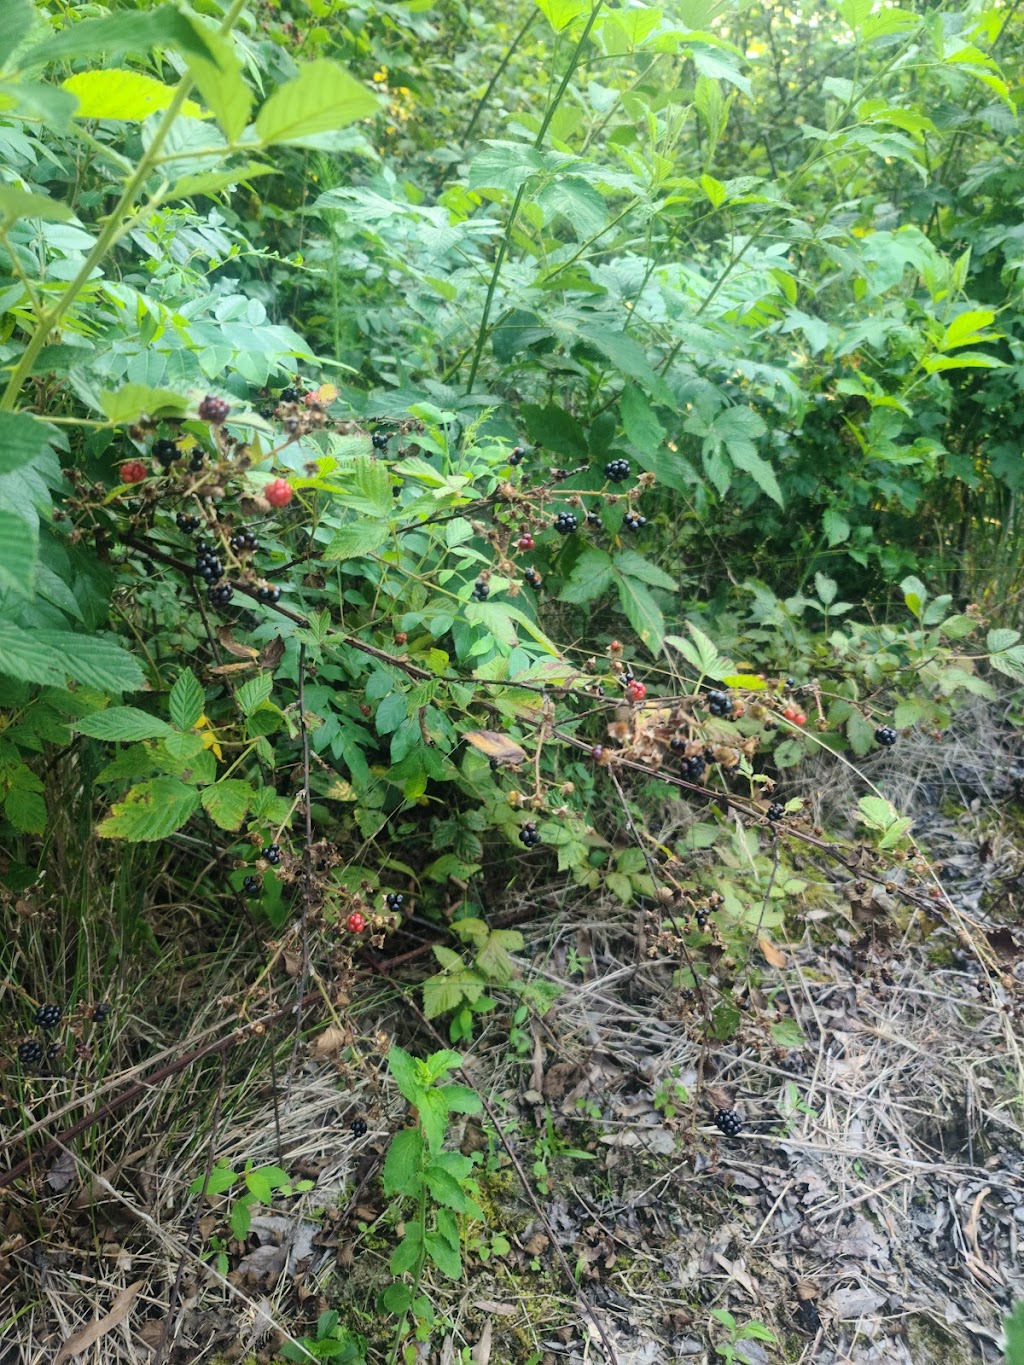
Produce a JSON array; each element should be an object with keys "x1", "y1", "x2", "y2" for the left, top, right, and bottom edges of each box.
[{"x1": 53, "y1": 1281, "x2": 142, "y2": 1365}]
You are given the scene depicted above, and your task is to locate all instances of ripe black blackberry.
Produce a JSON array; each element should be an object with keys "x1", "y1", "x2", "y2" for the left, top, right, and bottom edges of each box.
[
  {"x1": 242, "y1": 874, "x2": 262, "y2": 897},
  {"x1": 681, "y1": 755, "x2": 706, "y2": 781},
  {"x1": 371, "y1": 432, "x2": 390, "y2": 450},
  {"x1": 35, "y1": 1003, "x2": 62, "y2": 1030},
  {"x1": 198, "y1": 395, "x2": 230, "y2": 424},
  {"x1": 524, "y1": 568, "x2": 542, "y2": 589},
  {"x1": 263, "y1": 844, "x2": 282, "y2": 865},
  {"x1": 176, "y1": 513, "x2": 200, "y2": 534},
  {"x1": 189, "y1": 450, "x2": 206, "y2": 472},
  {"x1": 280, "y1": 386, "x2": 300, "y2": 403},
  {"x1": 46, "y1": 1041, "x2": 62, "y2": 1061},
  {"x1": 875, "y1": 725, "x2": 898, "y2": 747},
  {"x1": 554, "y1": 512, "x2": 578, "y2": 535},
  {"x1": 153, "y1": 437, "x2": 179, "y2": 467},
  {"x1": 714, "y1": 1108, "x2": 744, "y2": 1138},
  {"x1": 196, "y1": 550, "x2": 223, "y2": 583},
  {"x1": 18, "y1": 1040, "x2": 43, "y2": 1065},
  {"x1": 707, "y1": 689, "x2": 733, "y2": 717},
  {"x1": 208, "y1": 581, "x2": 234, "y2": 606},
  {"x1": 670, "y1": 737, "x2": 685, "y2": 752},
  {"x1": 256, "y1": 584, "x2": 281, "y2": 603},
  {"x1": 229, "y1": 530, "x2": 259, "y2": 553},
  {"x1": 508, "y1": 446, "x2": 526, "y2": 466},
  {"x1": 519, "y1": 821, "x2": 542, "y2": 848},
  {"x1": 472, "y1": 579, "x2": 490, "y2": 601},
  {"x1": 604, "y1": 458, "x2": 630, "y2": 483},
  {"x1": 767, "y1": 801, "x2": 785, "y2": 822},
  {"x1": 351, "y1": 1118, "x2": 368, "y2": 1138},
  {"x1": 93, "y1": 1002, "x2": 110, "y2": 1023},
  {"x1": 695, "y1": 907, "x2": 710, "y2": 929},
  {"x1": 623, "y1": 512, "x2": 647, "y2": 532},
  {"x1": 586, "y1": 511, "x2": 601, "y2": 526},
  {"x1": 386, "y1": 892, "x2": 404, "y2": 911}
]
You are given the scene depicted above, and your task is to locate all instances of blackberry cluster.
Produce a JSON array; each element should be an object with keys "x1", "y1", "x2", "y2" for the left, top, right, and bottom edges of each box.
[
  {"x1": 714, "y1": 1108, "x2": 744, "y2": 1138},
  {"x1": 875, "y1": 725, "x2": 898, "y2": 747},
  {"x1": 604, "y1": 458, "x2": 630, "y2": 483},
  {"x1": 519, "y1": 821, "x2": 542, "y2": 848},
  {"x1": 256, "y1": 583, "x2": 281, "y2": 603},
  {"x1": 229, "y1": 529, "x2": 259, "y2": 554},
  {"x1": 263, "y1": 844, "x2": 282, "y2": 865},
  {"x1": 508, "y1": 446, "x2": 526, "y2": 466},
  {"x1": 386, "y1": 892, "x2": 404, "y2": 911},
  {"x1": 351, "y1": 1118, "x2": 368, "y2": 1138},
  {"x1": 707, "y1": 689, "x2": 733, "y2": 717},
  {"x1": 196, "y1": 545, "x2": 224, "y2": 584},
  {"x1": 176, "y1": 513, "x2": 200, "y2": 535},
  {"x1": 670, "y1": 737, "x2": 685, "y2": 752},
  {"x1": 93, "y1": 1002, "x2": 111, "y2": 1023},
  {"x1": 371, "y1": 432, "x2": 390, "y2": 451},
  {"x1": 767, "y1": 801, "x2": 785, "y2": 822},
  {"x1": 189, "y1": 450, "x2": 206, "y2": 472},
  {"x1": 18, "y1": 1040, "x2": 43, "y2": 1065},
  {"x1": 198, "y1": 395, "x2": 230, "y2": 424},
  {"x1": 524, "y1": 568, "x2": 542, "y2": 589},
  {"x1": 623, "y1": 512, "x2": 647, "y2": 532},
  {"x1": 554, "y1": 512, "x2": 578, "y2": 535},
  {"x1": 242, "y1": 874, "x2": 262, "y2": 898},
  {"x1": 208, "y1": 582, "x2": 233, "y2": 606},
  {"x1": 680, "y1": 755, "x2": 706, "y2": 782},
  {"x1": 35, "y1": 1003, "x2": 62, "y2": 1029},
  {"x1": 153, "y1": 437, "x2": 179, "y2": 467},
  {"x1": 279, "y1": 386, "x2": 304, "y2": 403},
  {"x1": 472, "y1": 579, "x2": 490, "y2": 601},
  {"x1": 695, "y1": 906, "x2": 711, "y2": 929}
]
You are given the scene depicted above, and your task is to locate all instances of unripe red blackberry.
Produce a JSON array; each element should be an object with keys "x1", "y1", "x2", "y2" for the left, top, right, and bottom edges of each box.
[
  {"x1": 119, "y1": 460, "x2": 147, "y2": 484},
  {"x1": 265, "y1": 478, "x2": 293, "y2": 508},
  {"x1": 198, "y1": 395, "x2": 230, "y2": 424}
]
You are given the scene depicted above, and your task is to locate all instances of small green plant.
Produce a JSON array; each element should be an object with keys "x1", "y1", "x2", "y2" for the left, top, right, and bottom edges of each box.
[
  {"x1": 279, "y1": 1310, "x2": 366, "y2": 1363},
  {"x1": 710, "y1": 1308, "x2": 779, "y2": 1364},
  {"x1": 530, "y1": 1108, "x2": 597, "y2": 1198},
  {"x1": 1005, "y1": 1301, "x2": 1024, "y2": 1365},
  {"x1": 189, "y1": 1160, "x2": 316, "y2": 1248},
  {"x1": 380, "y1": 1046, "x2": 485, "y2": 1361},
  {"x1": 653, "y1": 1068, "x2": 691, "y2": 1121}
]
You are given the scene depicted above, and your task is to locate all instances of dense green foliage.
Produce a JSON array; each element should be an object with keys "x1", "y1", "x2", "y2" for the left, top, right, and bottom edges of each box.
[{"x1": 2, "y1": 0, "x2": 1023, "y2": 1352}]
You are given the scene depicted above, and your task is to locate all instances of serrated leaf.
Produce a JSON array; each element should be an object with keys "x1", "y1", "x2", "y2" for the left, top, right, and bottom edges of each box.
[
  {"x1": 0, "y1": 509, "x2": 37, "y2": 596},
  {"x1": 423, "y1": 974, "x2": 467, "y2": 1019},
  {"x1": 5, "y1": 787, "x2": 47, "y2": 833},
  {"x1": 987, "y1": 628, "x2": 1021, "y2": 653},
  {"x1": 990, "y1": 645, "x2": 1024, "y2": 682},
  {"x1": 846, "y1": 711, "x2": 876, "y2": 756},
  {"x1": 728, "y1": 439, "x2": 783, "y2": 506},
  {"x1": 236, "y1": 673, "x2": 273, "y2": 716},
  {"x1": 200, "y1": 780, "x2": 252, "y2": 831},
  {"x1": 423, "y1": 1230, "x2": 461, "y2": 1280},
  {"x1": 770, "y1": 1019, "x2": 805, "y2": 1048},
  {"x1": 182, "y1": 28, "x2": 252, "y2": 141},
  {"x1": 823, "y1": 507, "x2": 850, "y2": 546},
  {"x1": 614, "y1": 575, "x2": 664, "y2": 656},
  {"x1": 0, "y1": 624, "x2": 63, "y2": 685},
  {"x1": 613, "y1": 549, "x2": 676, "y2": 591},
  {"x1": 387, "y1": 1046, "x2": 423, "y2": 1106},
  {"x1": 0, "y1": 411, "x2": 56, "y2": 473},
  {"x1": 21, "y1": 7, "x2": 219, "y2": 68},
  {"x1": 97, "y1": 778, "x2": 201, "y2": 841},
  {"x1": 619, "y1": 382, "x2": 665, "y2": 453},
  {"x1": 34, "y1": 632, "x2": 145, "y2": 693},
  {"x1": 521, "y1": 402, "x2": 588, "y2": 458},
  {"x1": 423, "y1": 1166, "x2": 469, "y2": 1212},
  {"x1": 254, "y1": 59, "x2": 380, "y2": 148},
  {"x1": 857, "y1": 795, "x2": 898, "y2": 831},
  {"x1": 323, "y1": 520, "x2": 389, "y2": 561},
  {"x1": 167, "y1": 162, "x2": 272, "y2": 200},
  {"x1": 558, "y1": 548, "x2": 613, "y2": 604},
  {"x1": 665, "y1": 623, "x2": 726, "y2": 679},
  {"x1": 63, "y1": 68, "x2": 202, "y2": 120},
  {"x1": 74, "y1": 707, "x2": 171, "y2": 742},
  {"x1": 169, "y1": 668, "x2": 204, "y2": 731}
]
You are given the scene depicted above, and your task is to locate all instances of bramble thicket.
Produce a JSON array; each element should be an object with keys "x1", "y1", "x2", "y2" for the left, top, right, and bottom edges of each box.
[{"x1": 3, "y1": 1, "x2": 1024, "y2": 1362}]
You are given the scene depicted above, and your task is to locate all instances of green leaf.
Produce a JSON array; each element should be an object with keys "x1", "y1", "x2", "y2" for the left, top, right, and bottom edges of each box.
[
  {"x1": 770, "y1": 1019, "x2": 805, "y2": 1049},
  {"x1": 390, "y1": 1224, "x2": 422, "y2": 1275},
  {"x1": 33, "y1": 631, "x2": 145, "y2": 693},
  {"x1": 423, "y1": 1230, "x2": 462, "y2": 1280},
  {"x1": 727, "y1": 435, "x2": 783, "y2": 506},
  {"x1": 419, "y1": 1088, "x2": 449, "y2": 1153},
  {"x1": 229, "y1": 1196, "x2": 253, "y2": 1242},
  {"x1": 74, "y1": 708, "x2": 172, "y2": 742},
  {"x1": 986, "y1": 628, "x2": 1021, "y2": 653},
  {"x1": 423, "y1": 1165, "x2": 469, "y2": 1212},
  {"x1": 99, "y1": 384, "x2": 189, "y2": 422},
  {"x1": 1004, "y1": 1301, "x2": 1024, "y2": 1365},
  {"x1": 169, "y1": 668, "x2": 204, "y2": 731},
  {"x1": 236, "y1": 674, "x2": 273, "y2": 716},
  {"x1": 856, "y1": 795, "x2": 899, "y2": 832},
  {"x1": 201, "y1": 780, "x2": 252, "y2": 831},
  {"x1": 387, "y1": 1046, "x2": 424, "y2": 1106},
  {"x1": 5, "y1": 787, "x2": 46, "y2": 834},
  {"x1": 0, "y1": 624, "x2": 66, "y2": 686},
  {"x1": 558, "y1": 548, "x2": 613, "y2": 604},
  {"x1": 613, "y1": 549, "x2": 676, "y2": 591},
  {"x1": 0, "y1": 0, "x2": 35, "y2": 71},
  {"x1": 533, "y1": 0, "x2": 591, "y2": 32},
  {"x1": 520, "y1": 402, "x2": 588, "y2": 458},
  {"x1": 614, "y1": 576, "x2": 664, "y2": 656},
  {"x1": 324, "y1": 521, "x2": 390, "y2": 561},
  {"x1": 0, "y1": 186, "x2": 72, "y2": 226},
  {"x1": 254, "y1": 60, "x2": 380, "y2": 149},
  {"x1": 620, "y1": 383, "x2": 665, "y2": 453},
  {"x1": 438, "y1": 1083, "x2": 482, "y2": 1115},
  {"x1": 536, "y1": 176, "x2": 607, "y2": 240},
  {"x1": 822, "y1": 507, "x2": 850, "y2": 547},
  {"x1": 183, "y1": 29, "x2": 252, "y2": 141},
  {"x1": 383, "y1": 1129, "x2": 424, "y2": 1197},
  {"x1": 990, "y1": 645, "x2": 1024, "y2": 682},
  {"x1": 0, "y1": 412, "x2": 56, "y2": 474},
  {"x1": 0, "y1": 510, "x2": 37, "y2": 597},
  {"x1": 20, "y1": 7, "x2": 219, "y2": 69},
  {"x1": 97, "y1": 778, "x2": 201, "y2": 841},
  {"x1": 167, "y1": 163, "x2": 273, "y2": 201},
  {"x1": 63, "y1": 69, "x2": 202, "y2": 121},
  {"x1": 665, "y1": 622, "x2": 727, "y2": 679}
]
